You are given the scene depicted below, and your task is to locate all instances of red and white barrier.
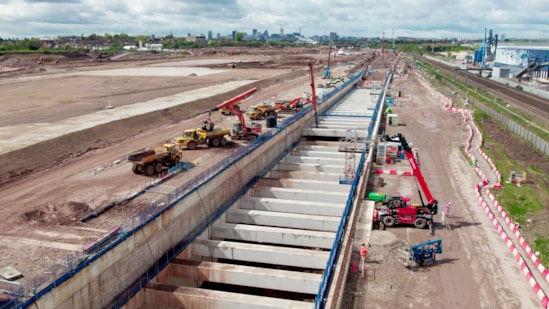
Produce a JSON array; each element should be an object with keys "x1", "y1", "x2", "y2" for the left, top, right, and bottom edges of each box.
[
  {"x1": 375, "y1": 169, "x2": 413, "y2": 176},
  {"x1": 418, "y1": 75, "x2": 549, "y2": 308}
]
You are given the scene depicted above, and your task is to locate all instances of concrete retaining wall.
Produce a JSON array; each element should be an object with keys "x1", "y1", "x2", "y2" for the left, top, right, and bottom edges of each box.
[{"x1": 32, "y1": 76, "x2": 359, "y2": 308}]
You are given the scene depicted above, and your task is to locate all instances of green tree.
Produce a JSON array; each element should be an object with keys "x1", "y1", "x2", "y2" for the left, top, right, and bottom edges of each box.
[{"x1": 235, "y1": 32, "x2": 243, "y2": 42}]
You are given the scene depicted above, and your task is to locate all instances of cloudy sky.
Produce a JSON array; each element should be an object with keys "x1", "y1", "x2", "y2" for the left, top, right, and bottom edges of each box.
[{"x1": 1, "y1": 0, "x2": 547, "y2": 40}]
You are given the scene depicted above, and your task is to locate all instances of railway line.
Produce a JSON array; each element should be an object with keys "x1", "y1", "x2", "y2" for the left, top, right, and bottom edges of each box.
[{"x1": 422, "y1": 56, "x2": 549, "y2": 121}]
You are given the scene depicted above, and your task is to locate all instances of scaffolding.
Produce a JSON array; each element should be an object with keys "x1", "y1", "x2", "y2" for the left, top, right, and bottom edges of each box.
[{"x1": 340, "y1": 129, "x2": 357, "y2": 184}]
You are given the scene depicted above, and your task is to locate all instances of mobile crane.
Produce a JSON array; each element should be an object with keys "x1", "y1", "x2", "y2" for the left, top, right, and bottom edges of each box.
[
  {"x1": 374, "y1": 133, "x2": 438, "y2": 229},
  {"x1": 211, "y1": 87, "x2": 262, "y2": 141},
  {"x1": 322, "y1": 42, "x2": 333, "y2": 79}
]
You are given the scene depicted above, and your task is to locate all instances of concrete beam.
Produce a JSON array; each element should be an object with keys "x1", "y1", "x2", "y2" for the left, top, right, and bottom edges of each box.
[
  {"x1": 256, "y1": 178, "x2": 349, "y2": 192},
  {"x1": 191, "y1": 240, "x2": 329, "y2": 269},
  {"x1": 274, "y1": 162, "x2": 343, "y2": 173},
  {"x1": 298, "y1": 144, "x2": 340, "y2": 151},
  {"x1": 239, "y1": 197, "x2": 344, "y2": 216},
  {"x1": 211, "y1": 223, "x2": 335, "y2": 249},
  {"x1": 226, "y1": 209, "x2": 340, "y2": 232},
  {"x1": 249, "y1": 187, "x2": 348, "y2": 203},
  {"x1": 144, "y1": 283, "x2": 314, "y2": 309},
  {"x1": 292, "y1": 150, "x2": 348, "y2": 159},
  {"x1": 302, "y1": 128, "x2": 368, "y2": 138},
  {"x1": 282, "y1": 155, "x2": 346, "y2": 166},
  {"x1": 264, "y1": 170, "x2": 341, "y2": 181},
  {"x1": 168, "y1": 259, "x2": 321, "y2": 294}
]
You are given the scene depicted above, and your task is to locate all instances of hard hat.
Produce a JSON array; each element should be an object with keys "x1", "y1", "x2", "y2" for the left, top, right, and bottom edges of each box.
[{"x1": 448, "y1": 202, "x2": 452, "y2": 205}]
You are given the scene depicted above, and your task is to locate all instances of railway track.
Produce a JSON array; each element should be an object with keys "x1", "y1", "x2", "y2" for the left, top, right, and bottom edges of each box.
[{"x1": 422, "y1": 56, "x2": 549, "y2": 121}]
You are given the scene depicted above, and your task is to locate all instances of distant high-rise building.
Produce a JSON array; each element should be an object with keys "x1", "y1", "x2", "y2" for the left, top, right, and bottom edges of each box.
[
  {"x1": 208, "y1": 31, "x2": 212, "y2": 40},
  {"x1": 280, "y1": 27, "x2": 284, "y2": 38},
  {"x1": 329, "y1": 32, "x2": 337, "y2": 42},
  {"x1": 252, "y1": 29, "x2": 257, "y2": 38}
]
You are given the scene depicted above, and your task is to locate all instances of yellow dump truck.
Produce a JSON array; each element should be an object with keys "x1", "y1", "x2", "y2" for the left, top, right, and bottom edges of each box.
[
  {"x1": 245, "y1": 103, "x2": 279, "y2": 120},
  {"x1": 175, "y1": 121, "x2": 231, "y2": 150},
  {"x1": 128, "y1": 143, "x2": 182, "y2": 176}
]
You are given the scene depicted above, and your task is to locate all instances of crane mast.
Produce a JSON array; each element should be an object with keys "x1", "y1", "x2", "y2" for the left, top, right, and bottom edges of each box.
[{"x1": 396, "y1": 133, "x2": 437, "y2": 207}]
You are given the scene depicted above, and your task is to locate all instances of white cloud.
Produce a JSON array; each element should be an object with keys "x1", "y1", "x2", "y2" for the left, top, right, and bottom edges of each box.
[{"x1": 0, "y1": 0, "x2": 547, "y2": 39}]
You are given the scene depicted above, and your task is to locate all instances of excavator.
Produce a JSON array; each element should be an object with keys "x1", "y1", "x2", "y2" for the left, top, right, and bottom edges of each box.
[
  {"x1": 374, "y1": 133, "x2": 438, "y2": 229},
  {"x1": 211, "y1": 87, "x2": 262, "y2": 141}
]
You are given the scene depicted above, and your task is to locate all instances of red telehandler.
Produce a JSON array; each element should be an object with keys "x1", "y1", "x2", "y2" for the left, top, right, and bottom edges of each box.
[
  {"x1": 210, "y1": 87, "x2": 263, "y2": 141},
  {"x1": 374, "y1": 133, "x2": 439, "y2": 229}
]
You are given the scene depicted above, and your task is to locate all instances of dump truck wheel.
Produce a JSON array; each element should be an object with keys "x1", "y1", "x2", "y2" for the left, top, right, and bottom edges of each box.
[
  {"x1": 187, "y1": 141, "x2": 197, "y2": 150},
  {"x1": 132, "y1": 165, "x2": 141, "y2": 174},
  {"x1": 414, "y1": 217, "x2": 427, "y2": 229},
  {"x1": 220, "y1": 137, "x2": 228, "y2": 146},
  {"x1": 154, "y1": 162, "x2": 163, "y2": 173},
  {"x1": 144, "y1": 165, "x2": 155, "y2": 176},
  {"x1": 210, "y1": 137, "x2": 220, "y2": 147},
  {"x1": 382, "y1": 216, "x2": 395, "y2": 227}
]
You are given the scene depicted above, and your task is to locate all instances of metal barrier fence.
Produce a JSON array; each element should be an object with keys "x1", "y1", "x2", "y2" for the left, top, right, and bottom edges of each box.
[
  {"x1": 314, "y1": 70, "x2": 391, "y2": 308},
  {"x1": 15, "y1": 70, "x2": 365, "y2": 309}
]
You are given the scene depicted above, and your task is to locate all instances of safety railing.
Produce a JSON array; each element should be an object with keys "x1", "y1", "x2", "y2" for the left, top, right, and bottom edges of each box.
[
  {"x1": 17, "y1": 71, "x2": 365, "y2": 309},
  {"x1": 314, "y1": 70, "x2": 392, "y2": 308}
]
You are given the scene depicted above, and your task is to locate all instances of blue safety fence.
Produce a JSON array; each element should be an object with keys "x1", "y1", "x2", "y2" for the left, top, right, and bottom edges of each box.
[
  {"x1": 314, "y1": 70, "x2": 392, "y2": 309},
  {"x1": 17, "y1": 71, "x2": 365, "y2": 309}
]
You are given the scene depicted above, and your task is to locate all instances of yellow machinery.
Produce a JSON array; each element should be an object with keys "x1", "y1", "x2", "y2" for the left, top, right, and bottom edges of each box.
[{"x1": 128, "y1": 143, "x2": 182, "y2": 176}]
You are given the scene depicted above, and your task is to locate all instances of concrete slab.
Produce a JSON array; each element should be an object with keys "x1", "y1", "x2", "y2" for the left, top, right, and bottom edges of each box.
[
  {"x1": 168, "y1": 259, "x2": 321, "y2": 294},
  {"x1": 274, "y1": 162, "x2": 344, "y2": 173},
  {"x1": 211, "y1": 223, "x2": 336, "y2": 249},
  {"x1": 191, "y1": 240, "x2": 329, "y2": 269},
  {"x1": 249, "y1": 187, "x2": 348, "y2": 203},
  {"x1": 256, "y1": 178, "x2": 349, "y2": 192},
  {"x1": 238, "y1": 197, "x2": 344, "y2": 216},
  {"x1": 264, "y1": 170, "x2": 341, "y2": 181},
  {"x1": 301, "y1": 128, "x2": 368, "y2": 138},
  {"x1": 144, "y1": 283, "x2": 314, "y2": 309},
  {"x1": 282, "y1": 155, "x2": 347, "y2": 165},
  {"x1": 226, "y1": 209, "x2": 340, "y2": 232}
]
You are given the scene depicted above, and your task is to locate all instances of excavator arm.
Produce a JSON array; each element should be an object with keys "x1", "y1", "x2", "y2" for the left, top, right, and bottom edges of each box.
[{"x1": 211, "y1": 87, "x2": 258, "y2": 136}]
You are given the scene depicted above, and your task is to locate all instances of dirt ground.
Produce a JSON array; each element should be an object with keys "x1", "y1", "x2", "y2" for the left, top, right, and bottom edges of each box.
[
  {"x1": 0, "y1": 48, "x2": 547, "y2": 308},
  {"x1": 0, "y1": 48, "x2": 367, "y2": 290},
  {"x1": 342, "y1": 70, "x2": 546, "y2": 308}
]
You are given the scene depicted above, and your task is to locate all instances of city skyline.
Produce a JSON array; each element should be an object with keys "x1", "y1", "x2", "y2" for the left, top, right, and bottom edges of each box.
[{"x1": 1, "y1": 0, "x2": 547, "y2": 40}]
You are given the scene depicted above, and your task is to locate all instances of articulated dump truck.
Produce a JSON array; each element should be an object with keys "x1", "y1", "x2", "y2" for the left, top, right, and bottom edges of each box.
[{"x1": 128, "y1": 143, "x2": 182, "y2": 176}]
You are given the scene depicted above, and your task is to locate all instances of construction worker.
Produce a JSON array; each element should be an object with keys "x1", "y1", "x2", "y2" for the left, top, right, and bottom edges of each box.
[
  {"x1": 360, "y1": 242, "x2": 368, "y2": 272},
  {"x1": 445, "y1": 202, "x2": 452, "y2": 217}
]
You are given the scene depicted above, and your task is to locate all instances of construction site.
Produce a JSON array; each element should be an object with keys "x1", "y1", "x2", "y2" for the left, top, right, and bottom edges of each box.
[{"x1": 0, "y1": 46, "x2": 548, "y2": 308}]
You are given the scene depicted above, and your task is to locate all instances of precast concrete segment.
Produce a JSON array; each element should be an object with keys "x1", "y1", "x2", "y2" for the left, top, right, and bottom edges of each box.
[
  {"x1": 144, "y1": 283, "x2": 314, "y2": 309},
  {"x1": 302, "y1": 128, "x2": 368, "y2": 138},
  {"x1": 298, "y1": 144, "x2": 341, "y2": 152},
  {"x1": 249, "y1": 187, "x2": 348, "y2": 204},
  {"x1": 256, "y1": 178, "x2": 350, "y2": 192},
  {"x1": 293, "y1": 150, "x2": 353, "y2": 159},
  {"x1": 274, "y1": 162, "x2": 344, "y2": 173},
  {"x1": 191, "y1": 240, "x2": 329, "y2": 269},
  {"x1": 238, "y1": 197, "x2": 344, "y2": 217},
  {"x1": 282, "y1": 155, "x2": 347, "y2": 166},
  {"x1": 168, "y1": 259, "x2": 322, "y2": 294},
  {"x1": 211, "y1": 223, "x2": 336, "y2": 249},
  {"x1": 226, "y1": 209, "x2": 340, "y2": 232},
  {"x1": 317, "y1": 116, "x2": 372, "y2": 125},
  {"x1": 264, "y1": 170, "x2": 341, "y2": 182}
]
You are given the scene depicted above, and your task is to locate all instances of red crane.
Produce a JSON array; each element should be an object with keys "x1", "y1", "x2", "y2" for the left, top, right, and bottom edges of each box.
[
  {"x1": 211, "y1": 87, "x2": 262, "y2": 141},
  {"x1": 396, "y1": 133, "x2": 438, "y2": 210},
  {"x1": 308, "y1": 62, "x2": 318, "y2": 127}
]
